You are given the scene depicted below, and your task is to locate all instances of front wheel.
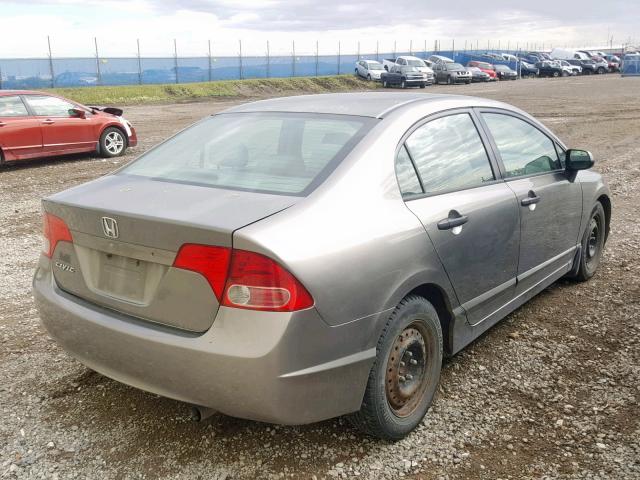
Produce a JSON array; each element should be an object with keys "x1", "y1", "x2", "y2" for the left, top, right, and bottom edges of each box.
[
  {"x1": 382, "y1": 80, "x2": 388, "y2": 88},
  {"x1": 400, "y1": 79, "x2": 407, "y2": 89},
  {"x1": 553, "y1": 71, "x2": 560, "y2": 77},
  {"x1": 367, "y1": 74, "x2": 372, "y2": 81},
  {"x1": 597, "y1": 67, "x2": 606, "y2": 74},
  {"x1": 348, "y1": 296, "x2": 443, "y2": 440},
  {"x1": 573, "y1": 203, "x2": 606, "y2": 281},
  {"x1": 99, "y1": 127, "x2": 127, "y2": 158},
  {"x1": 419, "y1": 83, "x2": 426, "y2": 89}
]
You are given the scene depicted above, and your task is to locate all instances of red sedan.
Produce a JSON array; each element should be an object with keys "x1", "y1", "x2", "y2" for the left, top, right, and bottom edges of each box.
[
  {"x1": 466, "y1": 61, "x2": 498, "y2": 81},
  {"x1": 0, "y1": 90, "x2": 137, "y2": 164}
]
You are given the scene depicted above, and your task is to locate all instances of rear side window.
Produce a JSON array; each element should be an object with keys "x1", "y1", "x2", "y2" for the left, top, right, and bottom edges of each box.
[
  {"x1": 403, "y1": 113, "x2": 494, "y2": 194},
  {"x1": 482, "y1": 113, "x2": 561, "y2": 177},
  {"x1": 0, "y1": 96, "x2": 28, "y2": 117},
  {"x1": 122, "y1": 113, "x2": 372, "y2": 196},
  {"x1": 395, "y1": 146, "x2": 423, "y2": 198}
]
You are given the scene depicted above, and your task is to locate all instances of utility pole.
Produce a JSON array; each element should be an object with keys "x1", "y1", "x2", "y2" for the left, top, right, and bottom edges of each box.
[
  {"x1": 94, "y1": 37, "x2": 102, "y2": 86},
  {"x1": 136, "y1": 39, "x2": 142, "y2": 85},
  {"x1": 173, "y1": 38, "x2": 179, "y2": 84},
  {"x1": 357, "y1": 41, "x2": 360, "y2": 60},
  {"x1": 208, "y1": 40, "x2": 212, "y2": 82},
  {"x1": 292, "y1": 40, "x2": 296, "y2": 77},
  {"x1": 409, "y1": 39, "x2": 413, "y2": 55},
  {"x1": 47, "y1": 36, "x2": 55, "y2": 88},
  {"x1": 239, "y1": 39, "x2": 243, "y2": 80},
  {"x1": 393, "y1": 40, "x2": 397, "y2": 57},
  {"x1": 266, "y1": 40, "x2": 271, "y2": 78}
]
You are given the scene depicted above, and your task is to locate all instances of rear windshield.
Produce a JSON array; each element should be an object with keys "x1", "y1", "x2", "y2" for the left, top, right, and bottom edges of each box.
[
  {"x1": 121, "y1": 112, "x2": 373, "y2": 196},
  {"x1": 407, "y1": 59, "x2": 426, "y2": 66}
]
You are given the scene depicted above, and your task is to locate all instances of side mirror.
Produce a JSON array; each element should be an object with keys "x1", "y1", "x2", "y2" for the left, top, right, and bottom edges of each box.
[
  {"x1": 565, "y1": 149, "x2": 594, "y2": 171},
  {"x1": 69, "y1": 108, "x2": 86, "y2": 119}
]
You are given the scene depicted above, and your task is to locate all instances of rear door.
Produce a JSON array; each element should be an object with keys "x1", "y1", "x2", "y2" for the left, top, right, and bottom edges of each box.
[
  {"x1": 397, "y1": 110, "x2": 520, "y2": 325},
  {"x1": 23, "y1": 94, "x2": 97, "y2": 155},
  {"x1": 0, "y1": 95, "x2": 42, "y2": 160},
  {"x1": 477, "y1": 110, "x2": 582, "y2": 295}
]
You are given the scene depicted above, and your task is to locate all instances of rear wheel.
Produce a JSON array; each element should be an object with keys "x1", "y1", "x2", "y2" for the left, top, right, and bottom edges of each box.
[
  {"x1": 553, "y1": 71, "x2": 560, "y2": 77},
  {"x1": 574, "y1": 203, "x2": 606, "y2": 281},
  {"x1": 562, "y1": 70, "x2": 569, "y2": 77},
  {"x1": 348, "y1": 296, "x2": 442, "y2": 440},
  {"x1": 597, "y1": 67, "x2": 606, "y2": 74},
  {"x1": 99, "y1": 127, "x2": 127, "y2": 158}
]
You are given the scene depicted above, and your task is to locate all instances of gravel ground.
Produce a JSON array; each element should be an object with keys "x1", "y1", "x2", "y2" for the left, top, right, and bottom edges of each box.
[{"x1": 1, "y1": 75, "x2": 638, "y2": 479}]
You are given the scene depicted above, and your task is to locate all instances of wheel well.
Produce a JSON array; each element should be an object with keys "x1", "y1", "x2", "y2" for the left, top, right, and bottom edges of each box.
[
  {"x1": 597, "y1": 194, "x2": 611, "y2": 242},
  {"x1": 101, "y1": 125, "x2": 129, "y2": 147},
  {"x1": 407, "y1": 283, "x2": 454, "y2": 355}
]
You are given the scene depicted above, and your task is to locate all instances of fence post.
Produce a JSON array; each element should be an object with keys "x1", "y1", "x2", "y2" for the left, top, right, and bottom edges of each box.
[
  {"x1": 376, "y1": 40, "x2": 379, "y2": 62},
  {"x1": 315, "y1": 40, "x2": 319, "y2": 77},
  {"x1": 0, "y1": 65, "x2": 3, "y2": 90},
  {"x1": 337, "y1": 41, "x2": 341, "y2": 75},
  {"x1": 208, "y1": 40, "x2": 212, "y2": 82},
  {"x1": 452, "y1": 39, "x2": 455, "y2": 60},
  {"x1": 266, "y1": 40, "x2": 270, "y2": 78},
  {"x1": 424, "y1": 40, "x2": 427, "y2": 58},
  {"x1": 47, "y1": 36, "x2": 55, "y2": 88},
  {"x1": 239, "y1": 40, "x2": 243, "y2": 80},
  {"x1": 409, "y1": 39, "x2": 412, "y2": 56},
  {"x1": 393, "y1": 40, "x2": 396, "y2": 57},
  {"x1": 292, "y1": 40, "x2": 296, "y2": 77},
  {"x1": 173, "y1": 39, "x2": 179, "y2": 84},
  {"x1": 94, "y1": 37, "x2": 102, "y2": 86},
  {"x1": 357, "y1": 41, "x2": 360, "y2": 61},
  {"x1": 137, "y1": 39, "x2": 142, "y2": 85}
]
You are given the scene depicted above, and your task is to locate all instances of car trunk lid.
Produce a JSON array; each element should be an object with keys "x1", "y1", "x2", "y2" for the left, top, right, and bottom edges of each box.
[{"x1": 44, "y1": 174, "x2": 297, "y2": 332}]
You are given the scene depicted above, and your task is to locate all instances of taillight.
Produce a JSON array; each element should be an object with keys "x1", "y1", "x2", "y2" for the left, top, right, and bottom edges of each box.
[
  {"x1": 173, "y1": 244, "x2": 231, "y2": 301},
  {"x1": 42, "y1": 212, "x2": 73, "y2": 258},
  {"x1": 174, "y1": 245, "x2": 314, "y2": 312},
  {"x1": 222, "y1": 249, "x2": 314, "y2": 312}
]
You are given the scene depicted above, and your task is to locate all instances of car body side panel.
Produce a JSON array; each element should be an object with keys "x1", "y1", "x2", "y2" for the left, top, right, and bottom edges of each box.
[{"x1": 0, "y1": 116, "x2": 43, "y2": 160}]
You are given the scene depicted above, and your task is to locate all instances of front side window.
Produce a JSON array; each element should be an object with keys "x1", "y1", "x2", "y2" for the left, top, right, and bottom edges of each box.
[
  {"x1": 482, "y1": 113, "x2": 561, "y2": 178},
  {"x1": 122, "y1": 113, "x2": 372, "y2": 196},
  {"x1": 404, "y1": 113, "x2": 494, "y2": 194},
  {"x1": 25, "y1": 95, "x2": 75, "y2": 117},
  {"x1": 0, "y1": 96, "x2": 28, "y2": 117}
]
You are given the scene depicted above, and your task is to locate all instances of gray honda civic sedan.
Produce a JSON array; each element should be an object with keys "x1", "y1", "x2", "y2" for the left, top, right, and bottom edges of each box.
[{"x1": 33, "y1": 93, "x2": 611, "y2": 440}]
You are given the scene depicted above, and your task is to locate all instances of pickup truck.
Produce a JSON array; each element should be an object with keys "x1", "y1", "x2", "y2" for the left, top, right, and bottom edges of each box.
[
  {"x1": 382, "y1": 55, "x2": 434, "y2": 75},
  {"x1": 380, "y1": 65, "x2": 433, "y2": 88}
]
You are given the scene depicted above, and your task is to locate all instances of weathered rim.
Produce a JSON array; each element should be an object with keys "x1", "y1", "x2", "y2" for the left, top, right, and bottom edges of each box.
[{"x1": 385, "y1": 321, "x2": 433, "y2": 418}]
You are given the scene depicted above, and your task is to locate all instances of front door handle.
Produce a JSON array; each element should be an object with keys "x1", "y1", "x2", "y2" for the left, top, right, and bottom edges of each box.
[
  {"x1": 437, "y1": 213, "x2": 469, "y2": 230},
  {"x1": 0, "y1": 121, "x2": 6, "y2": 127},
  {"x1": 41, "y1": 119, "x2": 55, "y2": 125}
]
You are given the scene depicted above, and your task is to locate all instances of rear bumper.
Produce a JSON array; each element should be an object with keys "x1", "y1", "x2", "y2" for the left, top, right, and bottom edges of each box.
[
  {"x1": 128, "y1": 127, "x2": 138, "y2": 147},
  {"x1": 33, "y1": 260, "x2": 376, "y2": 425}
]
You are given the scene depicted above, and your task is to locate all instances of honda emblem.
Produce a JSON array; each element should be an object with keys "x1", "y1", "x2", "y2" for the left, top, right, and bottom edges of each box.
[{"x1": 101, "y1": 217, "x2": 119, "y2": 239}]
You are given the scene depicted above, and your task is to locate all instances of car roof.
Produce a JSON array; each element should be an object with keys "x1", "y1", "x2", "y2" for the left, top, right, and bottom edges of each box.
[
  {"x1": 223, "y1": 92, "x2": 512, "y2": 119},
  {"x1": 0, "y1": 90, "x2": 45, "y2": 96}
]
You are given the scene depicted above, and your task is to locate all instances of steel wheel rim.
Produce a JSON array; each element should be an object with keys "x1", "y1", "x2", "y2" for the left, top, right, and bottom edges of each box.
[
  {"x1": 587, "y1": 217, "x2": 601, "y2": 263},
  {"x1": 105, "y1": 132, "x2": 124, "y2": 154},
  {"x1": 385, "y1": 321, "x2": 432, "y2": 418}
]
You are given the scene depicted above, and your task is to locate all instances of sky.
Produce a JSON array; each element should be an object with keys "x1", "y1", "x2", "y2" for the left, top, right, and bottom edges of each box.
[{"x1": 0, "y1": 0, "x2": 635, "y2": 58}]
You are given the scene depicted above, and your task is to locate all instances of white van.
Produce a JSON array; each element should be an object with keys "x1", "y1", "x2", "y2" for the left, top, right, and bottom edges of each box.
[{"x1": 550, "y1": 48, "x2": 590, "y2": 61}]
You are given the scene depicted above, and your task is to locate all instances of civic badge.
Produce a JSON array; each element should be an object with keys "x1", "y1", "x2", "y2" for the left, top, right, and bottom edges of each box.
[{"x1": 101, "y1": 217, "x2": 119, "y2": 239}]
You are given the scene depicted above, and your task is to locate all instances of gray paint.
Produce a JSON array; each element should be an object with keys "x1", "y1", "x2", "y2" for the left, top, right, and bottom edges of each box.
[{"x1": 33, "y1": 93, "x2": 611, "y2": 424}]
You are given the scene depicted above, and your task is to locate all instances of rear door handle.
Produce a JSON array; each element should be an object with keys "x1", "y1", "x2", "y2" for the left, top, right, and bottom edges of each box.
[
  {"x1": 521, "y1": 194, "x2": 541, "y2": 206},
  {"x1": 0, "y1": 121, "x2": 6, "y2": 127},
  {"x1": 437, "y1": 214, "x2": 469, "y2": 230},
  {"x1": 42, "y1": 119, "x2": 55, "y2": 125}
]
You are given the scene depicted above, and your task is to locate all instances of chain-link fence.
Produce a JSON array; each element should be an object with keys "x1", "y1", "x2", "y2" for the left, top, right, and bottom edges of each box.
[{"x1": 0, "y1": 38, "x2": 566, "y2": 89}]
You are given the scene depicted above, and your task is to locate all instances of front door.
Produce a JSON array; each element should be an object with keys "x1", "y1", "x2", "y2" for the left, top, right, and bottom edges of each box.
[
  {"x1": 478, "y1": 110, "x2": 583, "y2": 294},
  {"x1": 23, "y1": 95, "x2": 96, "y2": 155},
  {"x1": 0, "y1": 95, "x2": 42, "y2": 160},
  {"x1": 396, "y1": 111, "x2": 520, "y2": 325}
]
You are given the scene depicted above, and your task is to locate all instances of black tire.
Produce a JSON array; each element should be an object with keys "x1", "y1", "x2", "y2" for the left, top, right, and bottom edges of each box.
[
  {"x1": 367, "y1": 74, "x2": 372, "y2": 81},
  {"x1": 419, "y1": 83, "x2": 426, "y2": 88},
  {"x1": 465, "y1": 80, "x2": 471, "y2": 84},
  {"x1": 400, "y1": 79, "x2": 407, "y2": 89},
  {"x1": 382, "y1": 80, "x2": 388, "y2": 88},
  {"x1": 597, "y1": 67, "x2": 606, "y2": 74},
  {"x1": 446, "y1": 75, "x2": 452, "y2": 85},
  {"x1": 348, "y1": 295, "x2": 443, "y2": 440},
  {"x1": 99, "y1": 127, "x2": 127, "y2": 158},
  {"x1": 553, "y1": 71, "x2": 560, "y2": 77},
  {"x1": 562, "y1": 71, "x2": 569, "y2": 77},
  {"x1": 574, "y1": 203, "x2": 606, "y2": 282}
]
